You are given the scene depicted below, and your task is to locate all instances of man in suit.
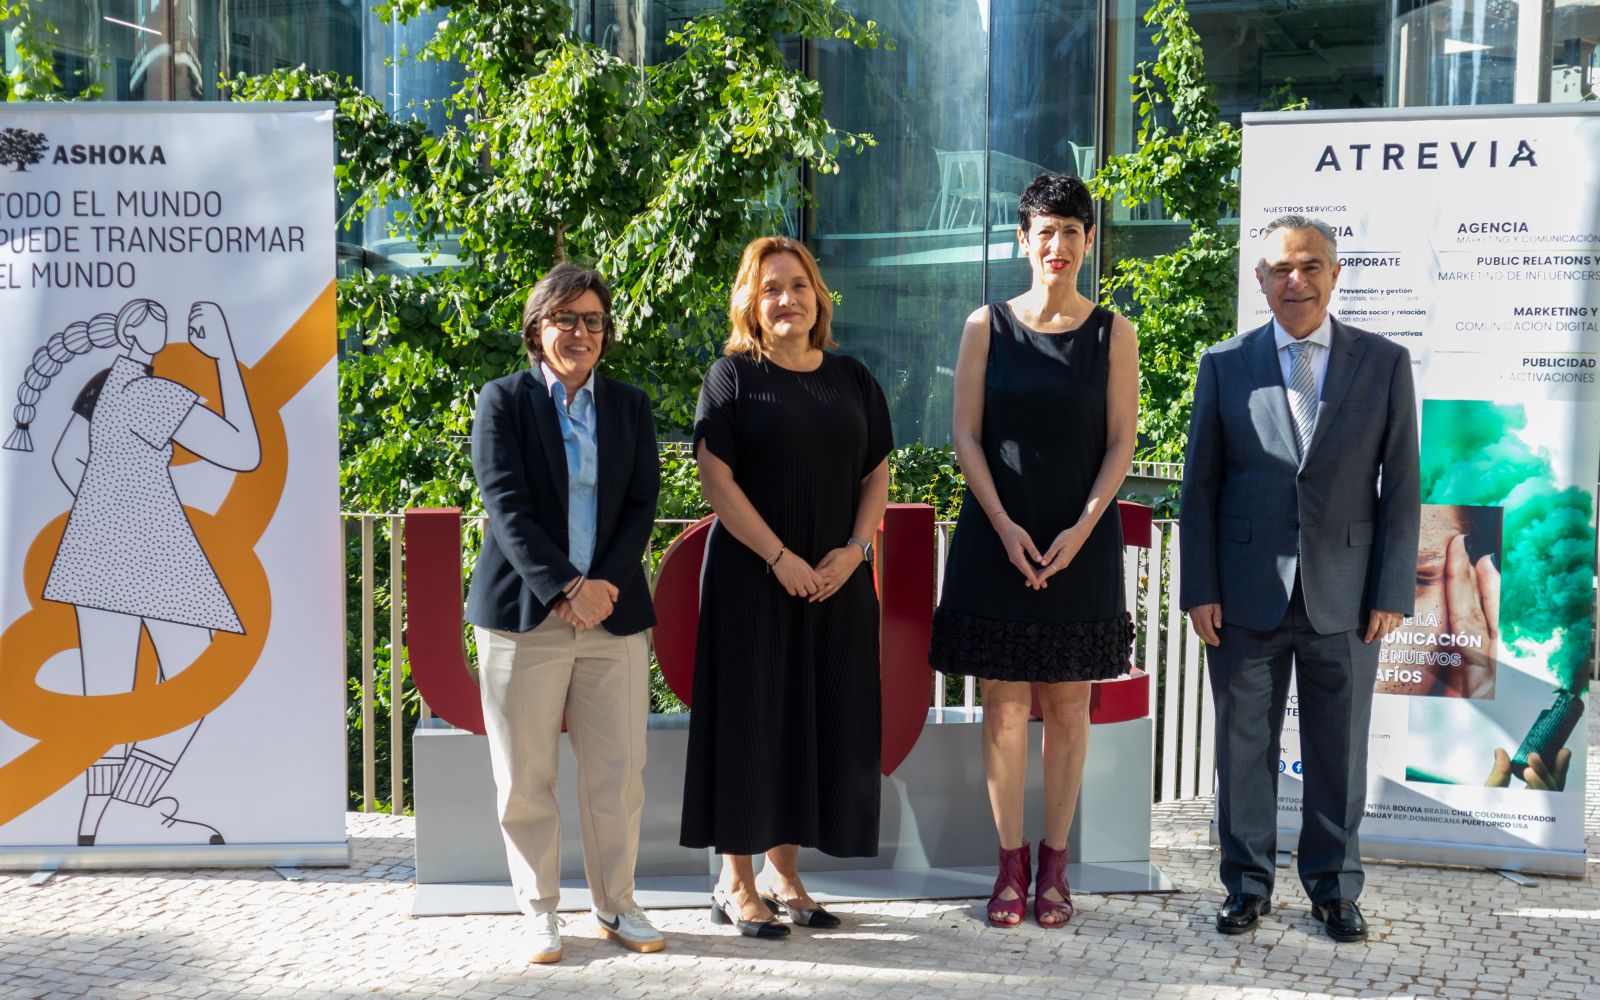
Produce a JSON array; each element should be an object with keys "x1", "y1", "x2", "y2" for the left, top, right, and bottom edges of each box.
[
  {"x1": 467, "y1": 263, "x2": 663, "y2": 962},
  {"x1": 1179, "y1": 215, "x2": 1420, "y2": 942}
]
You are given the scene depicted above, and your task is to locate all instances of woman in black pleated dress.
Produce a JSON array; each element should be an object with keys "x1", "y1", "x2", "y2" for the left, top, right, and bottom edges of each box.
[
  {"x1": 929, "y1": 173, "x2": 1139, "y2": 929},
  {"x1": 681, "y1": 236, "x2": 892, "y2": 939}
]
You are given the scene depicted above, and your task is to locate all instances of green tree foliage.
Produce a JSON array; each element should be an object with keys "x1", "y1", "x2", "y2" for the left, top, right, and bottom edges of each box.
[
  {"x1": 3, "y1": 0, "x2": 104, "y2": 101},
  {"x1": 2, "y1": 0, "x2": 61, "y2": 100},
  {"x1": 226, "y1": 4, "x2": 892, "y2": 805},
  {"x1": 1089, "y1": 0, "x2": 1239, "y2": 461},
  {"x1": 886, "y1": 443, "x2": 965, "y2": 520},
  {"x1": 231, "y1": 1, "x2": 888, "y2": 514}
]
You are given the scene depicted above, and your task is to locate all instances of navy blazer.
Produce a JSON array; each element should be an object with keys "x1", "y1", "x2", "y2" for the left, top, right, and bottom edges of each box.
[
  {"x1": 1178, "y1": 318, "x2": 1420, "y2": 634},
  {"x1": 465, "y1": 366, "x2": 660, "y2": 636}
]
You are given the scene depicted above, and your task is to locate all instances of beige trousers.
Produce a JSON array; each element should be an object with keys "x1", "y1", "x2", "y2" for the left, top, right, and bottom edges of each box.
[{"x1": 476, "y1": 616, "x2": 649, "y2": 916}]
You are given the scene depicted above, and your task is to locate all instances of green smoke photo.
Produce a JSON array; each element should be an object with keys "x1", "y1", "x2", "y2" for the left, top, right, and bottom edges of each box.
[{"x1": 1420, "y1": 400, "x2": 1594, "y2": 692}]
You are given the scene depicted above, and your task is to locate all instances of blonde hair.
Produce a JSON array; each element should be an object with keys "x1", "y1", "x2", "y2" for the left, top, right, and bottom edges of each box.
[{"x1": 725, "y1": 236, "x2": 837, "y2": 359}]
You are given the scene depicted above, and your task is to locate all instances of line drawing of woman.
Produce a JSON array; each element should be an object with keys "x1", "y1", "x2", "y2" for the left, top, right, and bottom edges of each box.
[{"x1": 4, "y1": 298, "x2": 260, "y2": 846}]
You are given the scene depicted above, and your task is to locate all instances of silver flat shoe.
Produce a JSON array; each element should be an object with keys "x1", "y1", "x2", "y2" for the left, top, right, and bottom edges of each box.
[
  {"x1": 758, "y1": 880, "x2": 841, "y2": 928},
  {"x1": 710, "y1": 889, "x2": 789, "y2": 938}
]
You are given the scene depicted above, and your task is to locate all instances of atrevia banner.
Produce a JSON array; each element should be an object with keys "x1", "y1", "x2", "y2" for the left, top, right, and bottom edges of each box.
[
  {"x1": 0, "y1": 105, "x2": 344, "y2": 865},
  {"x1": 1238, "y1": 105, "x2": 1596, "y2": 873}
]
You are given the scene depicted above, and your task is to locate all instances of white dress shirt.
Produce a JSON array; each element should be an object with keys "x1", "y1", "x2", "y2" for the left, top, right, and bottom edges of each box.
[{"x1": 1273, "y1": 314, "x2": 1333, "y2": 399}]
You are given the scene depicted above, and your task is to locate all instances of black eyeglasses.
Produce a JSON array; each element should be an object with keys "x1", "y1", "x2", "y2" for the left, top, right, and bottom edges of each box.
[{"x1": 545, "y1": 310, "x2": 606, "y2": 333}]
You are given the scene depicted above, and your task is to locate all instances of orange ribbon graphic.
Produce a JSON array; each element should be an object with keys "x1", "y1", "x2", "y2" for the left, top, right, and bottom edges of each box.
[{"x1": 0, "y1": 283, "x2": 336, "y2": 827}]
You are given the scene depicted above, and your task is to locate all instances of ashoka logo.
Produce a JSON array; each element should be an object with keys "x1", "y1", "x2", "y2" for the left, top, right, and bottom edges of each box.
[
  {"x1": 0, "y1": 130, "x2": 168, "y2": 169},
  {"x1": 0, "y1": 128, "x2": 49, "y2": 172},
  {"x1": 52, "y1": 143, "x2": 168, "y2": 165}
]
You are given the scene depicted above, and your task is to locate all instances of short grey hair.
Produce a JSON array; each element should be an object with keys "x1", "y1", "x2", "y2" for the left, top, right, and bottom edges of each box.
[{"x1": 1259, "y1": 214, "x2": 1337, "y2": 267}]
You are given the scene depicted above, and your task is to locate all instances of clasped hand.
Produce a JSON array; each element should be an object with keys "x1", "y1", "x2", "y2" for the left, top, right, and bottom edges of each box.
[
  {"x1": 554, "y1": 578, "x2": 619, "y2": 629},
  {"x1": 995, "y1": 514, "x2": 1085, "y2": 591},
  {"x1": 772, "y1": 544, "x2": 863, "y2": 602}
]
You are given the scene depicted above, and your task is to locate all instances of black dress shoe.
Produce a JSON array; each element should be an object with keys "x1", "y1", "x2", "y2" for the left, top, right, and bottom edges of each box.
[
  {"x1": 759, "y1": 887, "x2": 842, "y2": 928},
  {"x1": 709, "y1": 889, "x2": 789, "y2": 938},
  {"x1": 1215, "y1": 892, "x2": 1271, "y2": 934},
  {"x1": 1311, "y1": 898, "x2": 1368, "y2": 942}
]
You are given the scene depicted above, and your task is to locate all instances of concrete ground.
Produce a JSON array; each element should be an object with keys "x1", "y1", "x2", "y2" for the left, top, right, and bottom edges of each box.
[{"x1": 3, "y1": 718, "x2": 1597, "y2": 1000}]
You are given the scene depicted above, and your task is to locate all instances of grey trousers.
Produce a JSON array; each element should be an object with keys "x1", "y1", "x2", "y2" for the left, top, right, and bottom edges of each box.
[
  {"x1": 476, "y1": 616, "x2": 650, "y2": 916},
  {"x1": 1205, "y1": 578, "x2": 1380, "y2": 904}
]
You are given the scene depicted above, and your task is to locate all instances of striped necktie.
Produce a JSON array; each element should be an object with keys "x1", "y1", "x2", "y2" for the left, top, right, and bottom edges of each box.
[{"x1": 1286, "y1": 341, "x2": 1318, "y2": 460}]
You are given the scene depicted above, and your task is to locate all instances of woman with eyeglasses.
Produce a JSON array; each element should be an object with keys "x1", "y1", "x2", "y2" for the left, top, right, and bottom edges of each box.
[{"x1": 466, "y1": 263, "x2": 664, "y2": 964}]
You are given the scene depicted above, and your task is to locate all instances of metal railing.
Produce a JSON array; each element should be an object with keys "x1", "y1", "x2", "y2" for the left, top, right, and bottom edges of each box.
[
  {"x1": 932, "y1": 523, "x2": 975, "y2": 712},
  {"x1": 345, "y1": 513, "x2": 1213, "y2": 812},
  {"x1": 1129, "y1": 461, "x2": 1184, "y2": 481},
  {"x1": 341, "y1": 511, "x2": 706, "y2": 813},
  {"x1": 345, "y1": 513, "x2": 412, "y2": 815},
  {"x1": 1142, "y1": 521, "x2": 1216, "y2": 802}
]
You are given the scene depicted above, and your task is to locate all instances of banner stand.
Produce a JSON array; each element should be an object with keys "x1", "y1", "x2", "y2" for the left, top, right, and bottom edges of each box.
[
  {"x1": 1235, "y1": 103, "x2": 1597, "y2": 874},
  {"x1": 0, "y1": 103, "x2": 347, "y2": 866},
  {"x1": 1207, "y1": 821, "x2": 1586, "y2": 876},
  {"x1": 0, "y1": 841, "x2": 350, "y2": 872}
]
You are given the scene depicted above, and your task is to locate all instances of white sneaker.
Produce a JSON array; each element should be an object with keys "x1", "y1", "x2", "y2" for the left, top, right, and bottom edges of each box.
[
  {"x1": 594, "y1": 906, "x2": 666, "y2": 953},
  {"x1": 525, "y1": 911, "x2": 562, "y2": 963}
]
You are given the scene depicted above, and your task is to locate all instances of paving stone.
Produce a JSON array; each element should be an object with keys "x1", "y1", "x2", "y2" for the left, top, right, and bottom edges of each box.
[{"x1": 4, "y1": 718, "x2": 1597, "y2": 1000}]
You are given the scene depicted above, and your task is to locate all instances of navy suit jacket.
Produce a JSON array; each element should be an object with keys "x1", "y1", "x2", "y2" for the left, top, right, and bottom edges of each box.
[
  {"x1": 465, "y1": 366, "x2": 660, "y2": 636},
  {"x1": 1178, "y1": 318, "x2": 1420, "y2": 634}
]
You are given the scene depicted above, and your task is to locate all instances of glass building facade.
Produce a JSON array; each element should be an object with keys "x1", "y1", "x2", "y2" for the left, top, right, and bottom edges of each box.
[
  {"x1": 11, "y1": 0, "x2": 1596, "y2": 442},
  {"x1": 3, "y1": 0, "x2": 363, "y2": 100}
]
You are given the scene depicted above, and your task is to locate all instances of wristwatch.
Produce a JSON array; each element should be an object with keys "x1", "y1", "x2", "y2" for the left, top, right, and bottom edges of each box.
[{"x1": 848, "y1": 536, "x2": 874, "y2": 562}]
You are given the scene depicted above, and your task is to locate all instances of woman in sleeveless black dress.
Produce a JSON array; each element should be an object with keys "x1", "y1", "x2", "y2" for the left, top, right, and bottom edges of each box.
[{"x1": 929, "y1": 174, "x2": 1138, "y2": 929}]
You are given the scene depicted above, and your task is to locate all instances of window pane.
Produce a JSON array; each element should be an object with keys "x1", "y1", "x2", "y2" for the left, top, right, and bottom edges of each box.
[
  {"x1": 1552, "y1": 7, "x2": 1600, "y2": 102},
  {"x1": 4, "y1": 0, "x2": 362, "y2": 100},
  {"x1": 1188, "y1": 0, "x2": 1389, "y2": 117},
  {"x1": 1099, "y1": 0, "x2": 1388, "y2": 277},
  {"x1": 987, "y1": 0, "x2": 1100, "y2": 303},
  {"x1": 810, "y1": 0, "x2": 989, "y2": 448},
  {"x1": 1100, "y1": 0, "x2": 1189, "y2": 279},
  {"x1": 1392, "y1": 0, "x2": 1600, "y2": 105},
  {"x1": 577, "y1": 0, "x2": 721, "y2": 67}
]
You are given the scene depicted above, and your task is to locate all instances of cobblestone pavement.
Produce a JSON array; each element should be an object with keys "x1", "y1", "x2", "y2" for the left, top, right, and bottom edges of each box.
[{"x1": 4, "y1": 718, "x2": 1597, "y2": 1000}]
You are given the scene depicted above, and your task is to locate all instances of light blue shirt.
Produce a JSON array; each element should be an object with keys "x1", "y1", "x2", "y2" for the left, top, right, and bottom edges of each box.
[{"x1": 542, "y1": 363, "x2": 599, "y2": 576}]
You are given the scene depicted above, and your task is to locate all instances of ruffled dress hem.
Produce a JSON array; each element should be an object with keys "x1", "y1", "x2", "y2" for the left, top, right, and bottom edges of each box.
[{"x1": 928, "y1": 607, "x2": 1134, "y2": 683}]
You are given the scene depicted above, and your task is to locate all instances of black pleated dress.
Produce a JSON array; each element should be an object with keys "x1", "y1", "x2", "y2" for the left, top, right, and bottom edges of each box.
[
  {"x1": 680, "y1": 352, "x2": 894, "y2": 857},
  {"x1": 929, "y1": 302, "x2": 1134, "y2": 682}
]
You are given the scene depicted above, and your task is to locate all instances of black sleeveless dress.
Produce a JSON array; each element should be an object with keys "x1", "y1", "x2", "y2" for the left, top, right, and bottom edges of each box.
[{"x1": 929, "y1": 302, "x2": 1134, "y2": 682}]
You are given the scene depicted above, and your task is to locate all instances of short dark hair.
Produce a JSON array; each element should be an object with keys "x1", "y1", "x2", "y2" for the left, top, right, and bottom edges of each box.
[
  {"x1": 520, "y1": 262, "x2": 616, "y2": 363},
  {"x1": 1017, "y1": 172, "x2": 1095, "y2": 233}
]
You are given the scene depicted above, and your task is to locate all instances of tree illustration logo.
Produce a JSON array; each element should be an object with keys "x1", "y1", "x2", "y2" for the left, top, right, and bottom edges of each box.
[{"x1": 0, "y1": 128, "x2": 50, "y2": 172}]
